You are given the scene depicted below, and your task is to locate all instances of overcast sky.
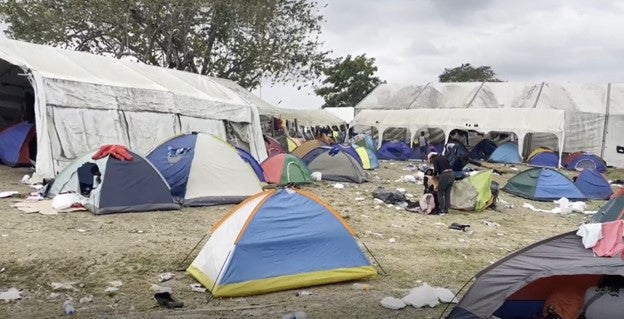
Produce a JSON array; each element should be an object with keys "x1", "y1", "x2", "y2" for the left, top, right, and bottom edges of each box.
[{"x1": 255, "y1": 0, "x2": 624, "y2": 109}]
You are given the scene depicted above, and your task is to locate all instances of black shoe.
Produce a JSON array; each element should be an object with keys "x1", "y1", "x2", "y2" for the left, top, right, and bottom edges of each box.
[
  {"x1": 154, "y1": 292, "x2": 184, "y2": 309},
  {"x1": 449, "y1": 223, "x2": 470, "y2": 231}
]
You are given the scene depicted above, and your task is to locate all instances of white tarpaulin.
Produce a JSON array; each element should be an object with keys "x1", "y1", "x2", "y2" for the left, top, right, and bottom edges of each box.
[
  {"x1": 355, "y1": 82, "x2": 624, "y2": 167},
  {"x1": 0, "y1": 38, "x2": 268, "y2": 178}
]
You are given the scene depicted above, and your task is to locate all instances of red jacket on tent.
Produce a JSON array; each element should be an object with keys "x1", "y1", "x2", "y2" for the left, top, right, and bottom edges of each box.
[{"x1": 92, "y1": 145, "x2": 134, "y2": 161}]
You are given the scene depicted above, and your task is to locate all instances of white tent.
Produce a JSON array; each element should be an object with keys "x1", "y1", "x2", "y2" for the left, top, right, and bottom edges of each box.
[
  {"x1": 324, "y1": 107, "x2": 354, "y2": 124},
  {"x1": 355, "y1": 82, "x2": 624, "y2": 167},
  {"x1": 354, "y1": 108, "x2": 566, "y2": 163},
  {"x1": 0, "y1": 38, "x2": 268, "y2": 178}
]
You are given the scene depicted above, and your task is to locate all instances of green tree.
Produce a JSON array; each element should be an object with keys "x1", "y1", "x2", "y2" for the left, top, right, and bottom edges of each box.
[
  {"x1": 0, "y1": 0, "x2": 331, "y2": 89},
  {"x1": 314, "y1": 54, "x2": 383, "y2": 108},
  {"x1": 438, "y1": 63, "x2": 503, "y2": 82}
]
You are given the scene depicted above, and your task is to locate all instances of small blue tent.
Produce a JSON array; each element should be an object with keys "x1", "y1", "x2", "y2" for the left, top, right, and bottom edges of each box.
[
  {"x1": 187, "y1": 188, "x2": 376, "y2": 297},
  {"x1": 489, "y1": 143, "x2": 522, "y2": 164},
  {"x1": 502, "y1": 167, "x2": 586, "y2": 201},
  {"x1": 0, "y1": 122, "x2": 36, "y2": 167},
  {"x1": 574, "y1": 169, "x2": 613, "y2": 200},
  {"x1": 147, "y1": 132, "x2": 262, "y2": 206},
  {"x1": 376, "y1": 141, "x2": 415, "y2": 161},
  {"x1": 527, "y1": 152, "x2": 559, "y2": 168},
  {"x1": 236, "y1": 147, "x2": 265, "y2": 182},
  {"x1": 564, "y1": 152, "x2": 607, "y2": 172}
]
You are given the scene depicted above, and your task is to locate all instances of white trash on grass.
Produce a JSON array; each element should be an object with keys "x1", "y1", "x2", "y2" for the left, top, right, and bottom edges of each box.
[
  {"x1": 395, "y1": 175, "x2": 417, "y2": 183},
  {"x1": 402, "y1": 283, "x2": 458, "y2": 308},
  {"x1": 20, "y1": 175, "x2": 30, "y2": 184},
  {"x1": 483, "y1": 221, "x2": 500, "y2": 227},
  {"x1": 311, "y1": 172, "x2": 322, "y2": 181},
  {"x1": 0, "y1": 288, "x2": 22, "y2": 302},
  {"x1": 523, "y1": 198, "x2": 588, "y2": 214},
  {"x1": 0, "y1": 191, "x2": 18, "y2": 198},
  {"x1": 382, "y1": 283, "x2": 458, "y2": 311},
  {"x1": 52, "y1": 193, "x2": 84, "y2": 211},
  {"x1": 79, "y1": 295, "x2": 94, "y2": 303},
  {"x1": 380, "y1": 296, "x2": 406, "y2": 310},
  {"x1": 158, "y1": 272, "x2": 175, "y2": 282},
  {"x1": 189, "y1": 284, "x2": 206, "y2": 293}
]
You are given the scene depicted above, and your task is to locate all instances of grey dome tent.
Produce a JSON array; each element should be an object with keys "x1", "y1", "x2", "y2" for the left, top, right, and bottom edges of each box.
[
  {"x1": 48, "y1": 146, "x2": 179, "y2": 214},
  {"x1": 301, "y1": 146, "x2": 368, "y2": 183},
  {"x1": 446, "y1": 231, "x2": 624, "y2": 319}
]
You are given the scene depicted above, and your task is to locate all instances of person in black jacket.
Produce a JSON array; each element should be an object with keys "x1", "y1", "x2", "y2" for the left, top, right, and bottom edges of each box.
[{"x1": 428, "y1": 153, "x2": 455, "y2": 214}]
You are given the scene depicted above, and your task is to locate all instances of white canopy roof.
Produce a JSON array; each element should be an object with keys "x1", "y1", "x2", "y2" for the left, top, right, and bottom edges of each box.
[
  {"x1": 355, "y1": 82, "x2": 624, "y2": 167},
  {"x1": 0, "y1": 38, "x2": 269, "y2": 177}
]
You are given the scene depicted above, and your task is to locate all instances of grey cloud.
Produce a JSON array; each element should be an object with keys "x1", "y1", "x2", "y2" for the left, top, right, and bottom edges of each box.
[{"x1": 262, "y1": 0, "x2": 624, "y2": 108}]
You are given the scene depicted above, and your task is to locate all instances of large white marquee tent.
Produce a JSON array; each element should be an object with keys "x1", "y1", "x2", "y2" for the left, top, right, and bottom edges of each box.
[
  {"x1": 354, "y1": 82, "x2": 624, "y2": 167},
  {"x1": 0, "y1": 38, "x2": 269, "y2": 178}
]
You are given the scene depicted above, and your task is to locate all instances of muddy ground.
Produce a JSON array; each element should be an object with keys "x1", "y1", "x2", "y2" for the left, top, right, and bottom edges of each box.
[{"x1": 1, "y1": 162, "x2": 617, "y2": 319}]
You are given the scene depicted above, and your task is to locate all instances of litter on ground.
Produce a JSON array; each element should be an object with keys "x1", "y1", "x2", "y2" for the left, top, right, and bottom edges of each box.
[
  {"x1": 0, "y1": 288, "x2": 22, "y2": 302},
  {"x1": 0, "y1": 191, "x2": 18, "y2": 198},
  {"x1": 158, "y1": 272, "x2": 175, "y2": 282},
  {"x1": 380, "y1": 296, "x2": 406, "y2": 310}
]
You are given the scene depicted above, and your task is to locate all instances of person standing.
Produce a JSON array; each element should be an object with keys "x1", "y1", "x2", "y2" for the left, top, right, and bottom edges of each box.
[
  {"x1": 418, "y1": 131, "x2": 428, "y2": 161},
  {"x1": 428, "y1": 153, "x2": 454, "y2": 215}
]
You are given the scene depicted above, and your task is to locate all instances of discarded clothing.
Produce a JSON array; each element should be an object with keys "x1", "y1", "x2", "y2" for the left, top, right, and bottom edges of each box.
[
  {"x1": 373, "y1": 187, "x2": 407, "y2": 205},
  {"x1": 593, "y1": 220, "x2": 624, "y2": 258},
  {"x1": 576, "y1": 223, "x2": 603, "y2": 249},
  {"x1": 92, "y1": 145, "x2": 134, "y2": 161}
]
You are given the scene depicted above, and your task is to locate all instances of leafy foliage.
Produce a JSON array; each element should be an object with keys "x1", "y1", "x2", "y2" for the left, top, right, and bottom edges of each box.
[
  {"x1": 438, "y1": 63, "x2": 503, "y2": 82},
  {"x1": 0, "y1": 0, "x2": 332, "y2": 89},
  {"x1": 314, "y1": 54, "x2": 383, "y2": 108}
]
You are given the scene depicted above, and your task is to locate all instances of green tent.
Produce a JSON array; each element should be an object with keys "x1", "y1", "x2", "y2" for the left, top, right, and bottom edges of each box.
[
  {"x1": 502, "y1": 167, "x2": 585, "y2": 201},
  {"x1": 261, "y1": 153, "x2": 313, "y2": 186},
  {"x1": 450, "y1": 170, "x2": 494, "y2": 211},
  {"x1": 592, "y1": 194, "x2": 624, "y2": 223}
]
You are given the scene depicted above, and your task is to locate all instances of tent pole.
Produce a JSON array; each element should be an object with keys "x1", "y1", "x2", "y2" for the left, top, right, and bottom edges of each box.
[
  {"x1": 357, "y1": 236, "x2": 387, "y2": 276},
  {"x1": 600, "y1": 83, "x2": 611, "y2": 159},
  {"x1": 437, "y1": 276, "x2": 475, "y2": 319},
  {"x1": 176, "y1": 233, "x2": 209, "y2": 271}
]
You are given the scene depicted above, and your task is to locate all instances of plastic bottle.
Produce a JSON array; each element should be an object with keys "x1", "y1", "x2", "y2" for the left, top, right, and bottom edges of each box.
[{"x1": 63, "y1": 300, "x2": 75, "y2": 316}]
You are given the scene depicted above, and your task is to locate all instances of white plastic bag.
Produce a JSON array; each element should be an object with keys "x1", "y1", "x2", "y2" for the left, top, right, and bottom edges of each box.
[
  {"x1": 311, "y1": 171, "x2": 322, "y2": 181},
  {"x1": 52, "y1": 193, "x2": 82, "y2": 210},
  {"x1": 553, "y1": 197, "x2": 573, "y2": 214}
]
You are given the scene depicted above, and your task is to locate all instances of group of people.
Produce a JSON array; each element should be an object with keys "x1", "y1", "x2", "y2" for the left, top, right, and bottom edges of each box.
[{"x1": 422, "y1": 152, "x2": 455, "y2": 215}]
